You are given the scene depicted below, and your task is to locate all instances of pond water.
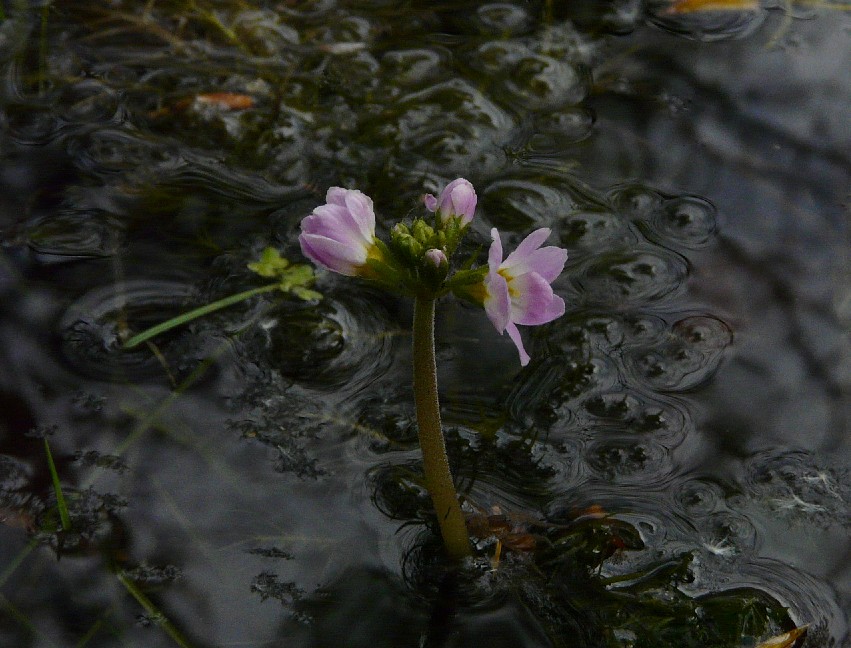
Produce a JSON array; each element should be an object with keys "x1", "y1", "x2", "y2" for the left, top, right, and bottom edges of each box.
[{"x1": 1, "y1": 1, "x2": 849, "y2": 647}]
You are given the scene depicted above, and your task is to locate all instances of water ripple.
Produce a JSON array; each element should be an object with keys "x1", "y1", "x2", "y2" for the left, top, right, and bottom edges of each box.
[
  {"x1": 573, "y1": 247, "x2": 690, "y2": 307},
  {"x1": 646, "y1": 3, "x2": 767, "y2": 42},
  {"x1": 58, "y1": 279, "x2": 200, "y2": 382},
  {"x1": 267, "y1": 290, "x2": 397, "y2": 395},
  {"x1": 625, "y1": 315, "x2": 733, "y2": 392}
]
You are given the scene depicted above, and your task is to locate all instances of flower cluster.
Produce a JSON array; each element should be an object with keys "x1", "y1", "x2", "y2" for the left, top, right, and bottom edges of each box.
[{"x1": 298, "y1": 179, "x2": 567, "y2": 365}]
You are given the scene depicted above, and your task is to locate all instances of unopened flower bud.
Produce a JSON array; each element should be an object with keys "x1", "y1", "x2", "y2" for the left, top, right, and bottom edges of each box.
[
  {"x1": 424, "y1": 248, "x2": 448, "y2": 268},
  {"x1": 424, "y1": 178, "x2": 477, "y2": 226}
]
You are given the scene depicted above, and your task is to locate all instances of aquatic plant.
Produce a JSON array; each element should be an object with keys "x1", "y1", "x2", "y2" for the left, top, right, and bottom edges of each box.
[
  {"x1": 299, "y1": 179, "x2": 567, "y2": 558},
  {"x1": 120, "y1": 178, "x2": 567, "y2": 559}
]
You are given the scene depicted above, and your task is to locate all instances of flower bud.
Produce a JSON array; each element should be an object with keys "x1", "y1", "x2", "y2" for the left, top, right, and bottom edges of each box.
[
  {"x1": 424, "y1": 178, "x2": 477, "y2": 226},
  {"x1": 424, "y1": 248, "x2": 448, "y2": 268}
]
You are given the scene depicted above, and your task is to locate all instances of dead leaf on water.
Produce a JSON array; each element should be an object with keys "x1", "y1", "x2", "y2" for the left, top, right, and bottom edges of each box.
[
  {"x1": 755, "y1": 625, "x2": 809, "y2": 648},
  {"x1": 667, "y1": 0, "x2": 760, "y2": 13},
  {"x1": 148, "y1": 92, "x2": 255, "y2": 118},
  {"x1": 193, "y1": 93, "x2": 255, "y2": 110}
]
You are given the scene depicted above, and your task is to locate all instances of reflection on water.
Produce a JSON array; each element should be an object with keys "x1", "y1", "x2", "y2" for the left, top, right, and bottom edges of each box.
[{"x1": 0, "y1": 1, "x2": 849, "y2": 647}]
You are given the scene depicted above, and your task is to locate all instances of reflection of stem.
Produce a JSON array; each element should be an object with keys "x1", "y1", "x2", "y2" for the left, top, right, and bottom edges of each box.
[{"x1": 412, "y1": 297, "x2": 471, "y2": 559}]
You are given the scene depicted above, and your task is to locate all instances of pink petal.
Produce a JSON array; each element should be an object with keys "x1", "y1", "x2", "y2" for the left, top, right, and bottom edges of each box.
[
  {"x1": 303, "y1": 209, "x2": 368, "y2": 252},
  {"x1": 299, "y1": 233, "x2": 366, "y2": 275},
  {"x1": 483, "y1": 271, "x2": 510, "y2": 333},
  {"x1": 523, "y1": 292, "x2": 565, "y2": 326},
  {"x1": 424, "y1": 193, "x2": 438, "y2": 211},
  {"x1": 325, "y1": 186, "x2": 348, "y2": 206},
  {"x1": 342, "y1": 190, "x2": 376, "y2": 240},
  {"x1": 447, "y1": 180, "x2": 476, "y2": 224},
  {"x1": 502, "y1": 228, "x2": 551, "y2": 271},
  {"x1": 525, "y1": 246, "x2": 567, "y2": 283},
  {"x1": 505, "y1": 322, "x2": 531, "y2": 366},
  {"x1": 302, "y1": 205, "x2": 351, "y2": 238},
  {"x1": 509, "y1": 272, "x2": 553, "y2": 325},
  {"x1": 488, "y1": 228, "x2": 504, "y2": 275}
]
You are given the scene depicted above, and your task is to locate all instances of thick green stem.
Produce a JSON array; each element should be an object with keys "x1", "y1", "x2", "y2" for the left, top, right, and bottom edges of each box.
[{"x1": 412, "y1": 296, "x2": 471, "y2": 559}]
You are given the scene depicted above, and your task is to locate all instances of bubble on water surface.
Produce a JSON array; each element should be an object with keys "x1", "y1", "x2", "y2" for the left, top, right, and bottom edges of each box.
[
  {"x1": 578, "y1": 391, "x2": 691, "y2": 445},
  {"x1": 469, "y1": 41, "x2": 588, "y2": 112}
]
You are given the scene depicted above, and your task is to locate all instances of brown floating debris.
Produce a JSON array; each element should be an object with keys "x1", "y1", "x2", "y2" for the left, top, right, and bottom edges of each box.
[
  {"x1": 756, "y1": 626, "x2": 809, "y2": 648},
  {"x1": 148, "y1": 92, "x2": 255, "y2": 118},
  {"x1": 667, "y1": 0, "x2": 760, "y2": 13}
]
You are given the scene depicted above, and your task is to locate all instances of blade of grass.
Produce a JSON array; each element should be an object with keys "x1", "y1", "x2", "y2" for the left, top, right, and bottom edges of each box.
[
  {"x1": 74, "y1": 615, "x2": 108, "y2": 648},
  {"x1": 122, "y1": 283, "x2": 280, "y2": 349},
  {"x1": 0, "y1": 591, "x2": 56, "y2": 647},
  {"x1": 116, "y1": 572, "x2": 193, "y2": 648},
  {"x1": 0, "y1": 538, "x2": 38, "y2": 588},
  {"x1": 44, "y1": 438, "x2": 71, "y2": 532}
]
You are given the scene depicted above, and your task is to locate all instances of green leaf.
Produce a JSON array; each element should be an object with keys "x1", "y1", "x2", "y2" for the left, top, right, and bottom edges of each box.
[{"x1": 247, "y1": 247, "x2": 291, "y2": 278}]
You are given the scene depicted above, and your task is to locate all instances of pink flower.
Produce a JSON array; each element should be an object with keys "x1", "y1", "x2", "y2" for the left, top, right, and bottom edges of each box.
[
  {"x1": 483, "y1": 227, "x2": 567, "y2": 366},
  {"x1": 299, "y1": 187, "x2": 378, "y2": 276},
  {"x1": 424, "y1": 178, "x2": 477, "y2": 226}
]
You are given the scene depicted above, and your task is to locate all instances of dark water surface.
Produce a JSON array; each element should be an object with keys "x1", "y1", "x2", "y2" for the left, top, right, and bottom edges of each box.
[{"x1": 1, "y1": 1, "x2": 849, "y2": 647}]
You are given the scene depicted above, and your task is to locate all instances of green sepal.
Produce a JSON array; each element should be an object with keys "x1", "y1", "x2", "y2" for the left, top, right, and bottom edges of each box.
[{"x1": 445, "y1": 266, "x2": 488, "y2": 288}]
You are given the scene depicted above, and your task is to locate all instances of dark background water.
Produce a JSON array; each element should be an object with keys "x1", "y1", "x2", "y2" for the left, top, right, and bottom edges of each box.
[{"x1": 0, "y1": 1, "x2": 849, "y2": 647}]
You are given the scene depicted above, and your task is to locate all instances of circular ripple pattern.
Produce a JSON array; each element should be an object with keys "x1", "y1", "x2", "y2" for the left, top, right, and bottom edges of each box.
[
  {"x1": 2, "y1": 1, "x2": 840, "y2": 646},
  {"x1": 574, "y1": 248, "x2": 689, "y2": 307},
  {"x1": 584, "y1": 436, "x2": 670, "y2": 485},
  {"x1": 268, "y1": 291, "x2": 395, "y2": 393},
  {"x1": 58, "y1": 280, "x2": 200, "y2": 382},
  {"x1": 627, "y1": 316, "x2": 733, "y2": 392}
]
